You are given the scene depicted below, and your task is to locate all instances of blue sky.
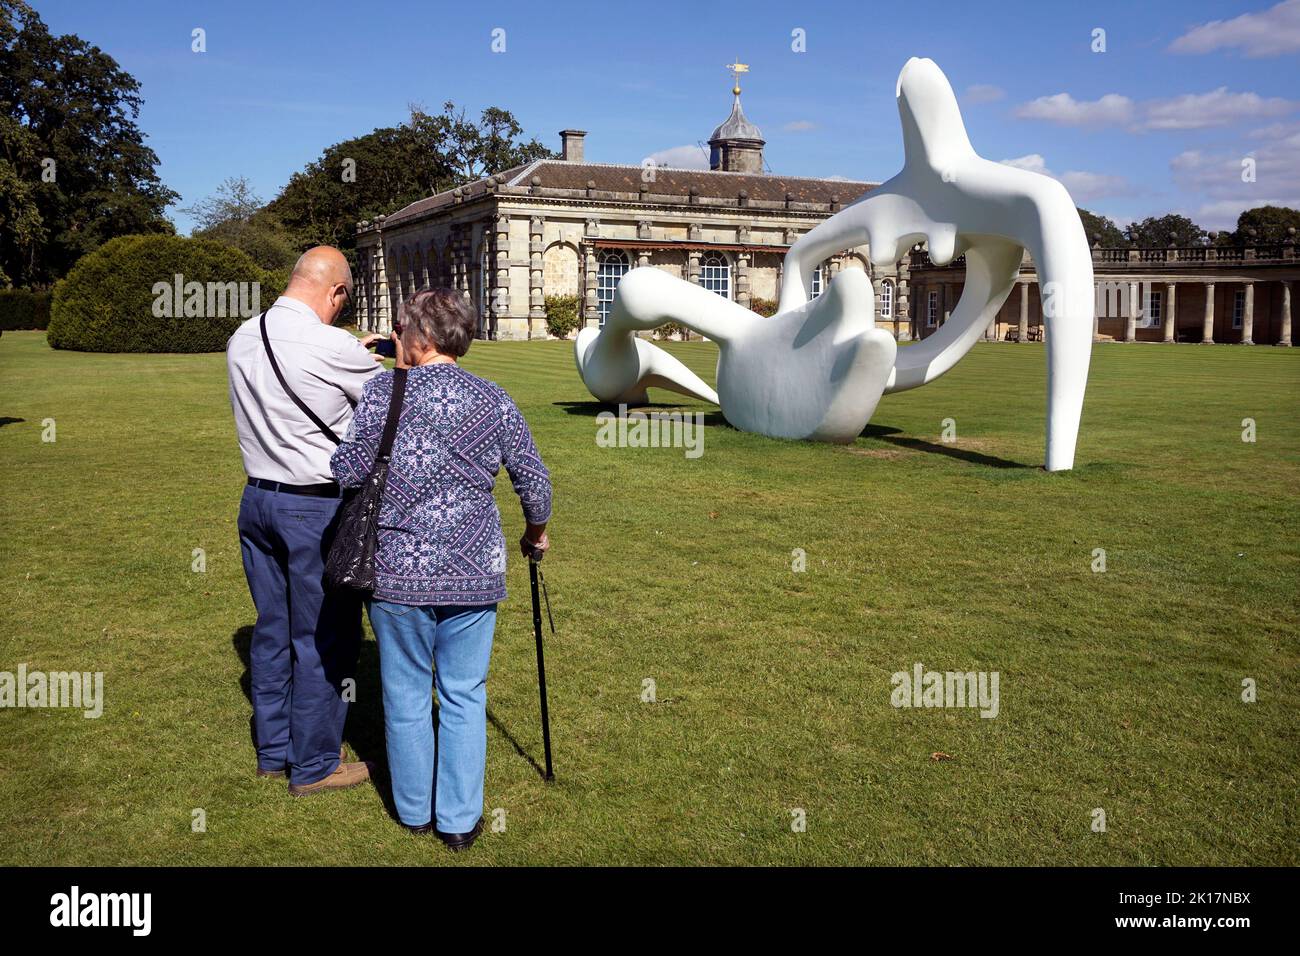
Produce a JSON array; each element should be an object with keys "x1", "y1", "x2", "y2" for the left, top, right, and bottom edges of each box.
[{"x1": 32, "y1": 0, "x2": 1300, "y2": 235}]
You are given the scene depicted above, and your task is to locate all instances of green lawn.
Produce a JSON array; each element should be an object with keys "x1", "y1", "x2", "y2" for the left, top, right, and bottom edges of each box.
[{"x1": 1, "y1": 328, "x2": 1296, "y2": 866}]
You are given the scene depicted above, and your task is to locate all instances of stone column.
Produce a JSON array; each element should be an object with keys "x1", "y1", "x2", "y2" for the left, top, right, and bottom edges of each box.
[
  {"x1": 1163, "y1": 282, "x2": 1176, "y2": 343},
  {"x1": 1017, "y1": 281, "x2": 1029, "y2": 341},
  {"x1": 736, "y1": 252, "x2": 751, "y2": 308},
  {"x1": 1280, "y1": 280, "x2": 1293, "y2": 346},
  {"x1": 1125, "y1": 281, "x2": 1139, "y2": 342},
  {"x1": 528, "y1": 217, "x2": 545, "y2": 337},
  {"x1": 1241, "y1": 282, "x2": 1255, "y2": 345},
  {"x1": 1202, "y1": 282, "x2": 1215, "y2": 343},
  {"x1": 896, "y1": 279, "x2": 909, "y2": 341},
  {"x1": 491, "y1": 213, "x2": 510, "y2": 339},
  {"x1": 373, "y1": 230, "x2": 391, "y2": 333},
  {"x1": 688, "y1": 250, "x2": 701, "y2": 285},
  {"x1": 581, "y1": 242, "x2": 598, "y2": 327}
]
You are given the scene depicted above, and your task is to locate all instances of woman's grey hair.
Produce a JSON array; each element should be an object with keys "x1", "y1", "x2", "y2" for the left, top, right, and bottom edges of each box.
[{"x1": 399, "y1": 288, "x2": 477, "y2": 358}]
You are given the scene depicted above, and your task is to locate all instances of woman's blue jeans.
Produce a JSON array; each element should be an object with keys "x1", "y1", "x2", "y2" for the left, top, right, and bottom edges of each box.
[{"x1": 368, "y1": 600, "x2": 497, "y2": 831}]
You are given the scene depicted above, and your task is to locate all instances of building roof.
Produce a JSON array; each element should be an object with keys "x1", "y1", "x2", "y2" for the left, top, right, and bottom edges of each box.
[
  {"x1": 374, "y1": 159, "x2": 875, "y2": 229},
  {"x1": 710, "y1": 94, "x2": 764, "y2": 144}
]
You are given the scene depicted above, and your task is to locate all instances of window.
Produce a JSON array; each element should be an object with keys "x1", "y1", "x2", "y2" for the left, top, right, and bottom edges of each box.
[
  {"x1": 880, "y1": 279, "x2": 894, "y2": 320},
  {"x1": 699, "y1": 252, "x2": 731, "y2": 300},
  {"x1": 1143, "y1": 289, "x2": 1162, "y2": 328},
  {"x1": 927, "y1": 290, "x2": 939, "y2": 327},
  {"x1": 596, "y1": 250, "x2": 630, "y2": 326},
  {"x1": 1232, "y1": 289, "x2": 1245, "y2": 329},
  {"x1": 810, "y1": 264, "x2": 823, "y2": 298}
]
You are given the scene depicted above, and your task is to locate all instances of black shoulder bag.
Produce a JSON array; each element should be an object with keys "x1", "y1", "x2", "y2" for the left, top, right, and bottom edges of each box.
[
  {"x1": 323, "y1": 367, "x2": 408, "y2": 592},
  {"x1": 259, "y1": 311, "x2": 341, "y2": 445}
]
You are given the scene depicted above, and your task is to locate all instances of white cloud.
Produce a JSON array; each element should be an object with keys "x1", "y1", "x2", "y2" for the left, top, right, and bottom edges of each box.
[
  {"x1": 998, "y1": 154, "x2": 1130, "y2": 202},
  {"x1": 1170, "y1": 0, "x2": 1300, "y2": 58},
  {"x1": 782, "y1": 120, "x2": 817, "y2": 132},
  {"x1": 963, "y1": 84, "x2": 1005, "y2": 104},
  {"x1": 1144, "y1": 88, "x2": 1295, "y2": 130},
  {"x1": 1014, "y1": 93, "x2": 1135, "y2": 126},
  {"x1": 1168, "y1": 125, "x2": 1300, "y2": 228},
  {"x1": 1015, "y1": 88, "x2": 1296, "y2": 131},
  {"x1": 644, "y1": 145, "x2": 709, "y2": 170}
]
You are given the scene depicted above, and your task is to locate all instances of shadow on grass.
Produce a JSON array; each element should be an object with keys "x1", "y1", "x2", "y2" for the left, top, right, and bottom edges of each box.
[
  {"x1": 553, "y1": 400, "x2": 729, "y2": 428},
  {"x1": 232, "y1": 625, "x2": 552, "y2": 826},
  {"x1": 859, "y1": 423, "x2": 1033, "y2": 469},
  {"x1": 0, "y1": 417, "x2": 24, "y2": 428}
]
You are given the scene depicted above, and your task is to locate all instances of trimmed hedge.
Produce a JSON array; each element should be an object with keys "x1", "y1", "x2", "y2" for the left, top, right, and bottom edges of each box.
[
  {"x1": 544, "y1": 294, "x2": 580, "y2": 339},
  {"x1": 47, "y1": 235, "x2": 283, "y2": 353},
  {"x1": 0, "y1": 289, "x2": 53, "y2": 330}
]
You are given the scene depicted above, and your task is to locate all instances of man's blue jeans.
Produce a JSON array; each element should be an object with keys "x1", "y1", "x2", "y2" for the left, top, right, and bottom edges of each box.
[
  {"x1": 237, "y1": 484, "x2": 361, "y2": 786},
  {"x1": 368, "y1": 600, "x2": 497, "y2": 831}
]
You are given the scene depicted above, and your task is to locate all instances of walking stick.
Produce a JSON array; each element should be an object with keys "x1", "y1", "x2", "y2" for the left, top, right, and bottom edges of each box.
[{"x1": 528, "y1": 548, "x2": 555, "y2": 782}]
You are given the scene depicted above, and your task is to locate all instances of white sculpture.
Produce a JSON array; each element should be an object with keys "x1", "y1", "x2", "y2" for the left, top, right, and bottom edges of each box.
[{"x1": 575, "y1": 57, "x2": 1095, "y2": 471}]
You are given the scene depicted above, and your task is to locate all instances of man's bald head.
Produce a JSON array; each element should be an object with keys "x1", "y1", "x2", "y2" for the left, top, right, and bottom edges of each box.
[{"x1": 284, "y1": 246, "x2": 353, "y2": 325}]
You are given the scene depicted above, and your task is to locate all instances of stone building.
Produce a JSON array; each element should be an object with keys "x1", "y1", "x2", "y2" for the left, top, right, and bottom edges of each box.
[
  {"x1": 908, "y1": 237, "x2": 1297, "y2": 346},
  {"x1": 353, "y1": 79, "x2": 912, "y2": 340}
]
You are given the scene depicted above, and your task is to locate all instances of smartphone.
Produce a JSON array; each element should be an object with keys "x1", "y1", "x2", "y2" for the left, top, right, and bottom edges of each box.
[{"x1": 374, "y1": 339, "x2": 397, "y2": 358}]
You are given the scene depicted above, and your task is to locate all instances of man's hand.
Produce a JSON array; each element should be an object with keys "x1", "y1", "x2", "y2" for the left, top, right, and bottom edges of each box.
[
  {"x1": 358, "y1": 333, "x2": 387, "y2": 363},
  {"x1": 520, "y1": 530, "x2": 549, "y2": 559}
]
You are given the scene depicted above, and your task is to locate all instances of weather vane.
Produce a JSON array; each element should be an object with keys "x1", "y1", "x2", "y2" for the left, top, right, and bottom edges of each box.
[{"x1": 725, "y1": 57, "x2": 749, "y2": 96}]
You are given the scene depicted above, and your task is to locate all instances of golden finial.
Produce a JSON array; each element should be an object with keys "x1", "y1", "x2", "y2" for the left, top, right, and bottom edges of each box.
[{"x1": 725, "y1": 57, "x2": 749, "y2": 96}]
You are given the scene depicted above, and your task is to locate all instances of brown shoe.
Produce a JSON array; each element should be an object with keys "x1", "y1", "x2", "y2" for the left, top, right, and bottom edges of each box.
[
  {"x1": 288, "y1": 759, "x2": 373, "y2": 797},
  {"x1": 258, "y1": 748, "x2": 347, "y2": 780}
]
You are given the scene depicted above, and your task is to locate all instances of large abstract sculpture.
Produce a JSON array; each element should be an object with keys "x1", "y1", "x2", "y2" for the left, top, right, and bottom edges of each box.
[{"x1": 575, "y1": 58, "x2": 1095, "y2": 471}]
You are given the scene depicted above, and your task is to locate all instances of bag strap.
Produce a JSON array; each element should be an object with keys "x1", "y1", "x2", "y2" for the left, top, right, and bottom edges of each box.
[
  {"x1": 259, "y1": 310, "x2": 342, "y2": 446},
  {"x1": 377, "y1": 367, "x2": 408, "y2": 461}
]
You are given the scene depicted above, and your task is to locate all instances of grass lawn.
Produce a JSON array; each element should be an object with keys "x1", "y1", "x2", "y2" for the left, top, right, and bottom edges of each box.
[{"x1": 0, "y1": 328, "x2": 1297, "y2": 866}]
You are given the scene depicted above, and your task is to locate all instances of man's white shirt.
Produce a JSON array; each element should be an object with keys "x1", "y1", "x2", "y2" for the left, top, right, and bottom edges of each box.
[{"x1": 227, "y1": 296, "x2": 381, "y2": 484}]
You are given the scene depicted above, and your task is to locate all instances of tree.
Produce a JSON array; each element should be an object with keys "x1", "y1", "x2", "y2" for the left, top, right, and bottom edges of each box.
[
  {"x1": 181, "y1": 175, "x2": 263, "y2": 232},
  {"x1": 1219, "y1": 205, "x2": 1300, "y2": 245},
  {"x1": 0, "y1": 1, "x2": 177, "y2": 287},
  {"x1": 183, "y1": 175, "x2": 299, "y2": 272},
  {"x1": 266, "y1": 103, "x2": 554, "y2": 260},
  {"x1": 1077, "y1": 208, "x2": 1125, "y2": 246},
  {"x1": 1126, "y1": 214, "x2": 1206, "y2": 248}
]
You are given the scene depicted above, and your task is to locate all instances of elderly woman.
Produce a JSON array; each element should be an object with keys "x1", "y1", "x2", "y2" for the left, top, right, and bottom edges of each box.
[{"x1": 330, "y1": 288, "x2": 551, "y2": 852}]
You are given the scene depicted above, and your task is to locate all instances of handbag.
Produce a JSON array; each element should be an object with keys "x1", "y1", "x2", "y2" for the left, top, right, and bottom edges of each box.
[{"x1": 323, "y1": 366, "x2": 408, "y2": 592}]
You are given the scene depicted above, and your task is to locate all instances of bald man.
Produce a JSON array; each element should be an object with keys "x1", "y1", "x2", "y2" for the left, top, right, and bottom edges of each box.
[{"x1": 227, "y1": 246, "x2": 385, "y2": 795}]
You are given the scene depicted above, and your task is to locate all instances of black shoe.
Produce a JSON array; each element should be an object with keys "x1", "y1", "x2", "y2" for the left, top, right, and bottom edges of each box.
[
  {"x1": 435, "y1": 817, "x2": 484, "y2": 852},
  {"x1": 402, "y1": 821, "x2": 436, "y2": 836}
]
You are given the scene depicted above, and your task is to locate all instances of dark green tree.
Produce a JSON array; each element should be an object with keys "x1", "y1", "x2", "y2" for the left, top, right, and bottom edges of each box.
[
  {"x1": 1126, "y1": 214, "x2": 1206, "y2": 248},
  {"x1": 1077, "y1": 208, "x2": 1126, "y2": 246},
  {"x1": 266, "y1": 103, "x2": 553, "y2": 260},
  {"x1": 1218, "y1": 205, "x2": 1300, "y2": 245},
  {"x1": 0, "y1": 0, "x2": 177, "y2": 287}
]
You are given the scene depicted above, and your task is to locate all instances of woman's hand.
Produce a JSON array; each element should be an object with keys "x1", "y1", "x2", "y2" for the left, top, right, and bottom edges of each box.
[
  {"x1": 520, "y1": 529, "x2": 549, "y2": 560},
  {"x1": 392, "y1": 332, "x2": 410, "y2": 369}
]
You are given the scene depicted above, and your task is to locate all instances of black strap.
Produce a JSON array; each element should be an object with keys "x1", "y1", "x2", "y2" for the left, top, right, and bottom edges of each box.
[
  {"x1": 259, "y1": 311, "x2": 342, "y2": 446},
  {"x1": 377, "y1": 367, "x2": 408, "y2": 461}
]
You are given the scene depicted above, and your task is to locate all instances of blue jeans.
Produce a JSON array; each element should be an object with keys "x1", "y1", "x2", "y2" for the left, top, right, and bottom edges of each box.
[
  {"x1": 369, "y1": 600, "x2": 497, "y2": 831},
  {"x1": 237, "y1": 484, "x2": 361, "y2": 786}
]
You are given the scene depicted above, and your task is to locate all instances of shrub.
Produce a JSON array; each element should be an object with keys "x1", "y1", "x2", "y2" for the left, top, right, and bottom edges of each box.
[
  {"x1": 47, "y1": 235, "x2": 274, "y2": 352},
  {"x1": 0, "y1": 289, "x2": 53, "y2": 330},
  {"x1": 749, "y1": 297, "x2": 779, "y2": 317},
  {"x1": 544, "y1": 294, "x2": 580, "y2": 339},
  {"x1": 654, "y1": 322, "x2": 686, "y2": 340}
]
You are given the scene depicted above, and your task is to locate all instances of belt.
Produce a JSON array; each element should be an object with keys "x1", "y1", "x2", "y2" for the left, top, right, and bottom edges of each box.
[{"x1": 247, "y1": 477, "x2": 342, "y2": 498}]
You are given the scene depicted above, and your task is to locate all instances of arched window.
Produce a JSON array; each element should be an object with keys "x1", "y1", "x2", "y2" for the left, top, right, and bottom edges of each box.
[
  {"x1": 699, "y1": 252, "x2": 731, "y2": 299},
  {"x1": 880, "y1": 279, "x2": 894, "y2": 320},
  {"x1": 596, "y1": 250, "x2": 630, "y2": 326}
]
